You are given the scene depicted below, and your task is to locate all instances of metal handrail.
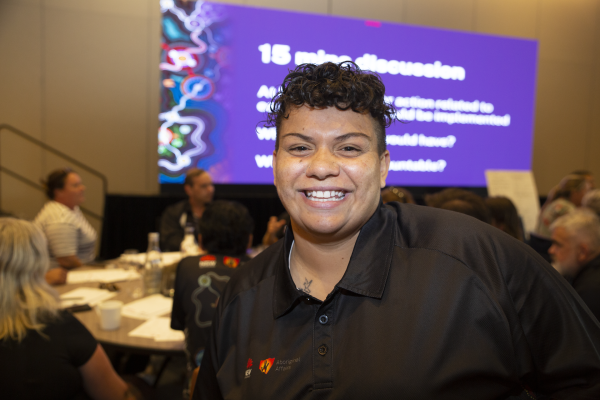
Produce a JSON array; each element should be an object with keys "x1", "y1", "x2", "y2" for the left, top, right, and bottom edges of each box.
[
  {"x1": 0, "y1": 124, "x2": 107, "y2": 220},
  {"x1": 0, "y1": 166, "x2": 103, "y2": 220}
]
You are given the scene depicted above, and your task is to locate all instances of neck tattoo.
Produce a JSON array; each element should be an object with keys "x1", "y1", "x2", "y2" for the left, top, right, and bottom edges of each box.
[
  {"x1": 289, "y1": 241, "x2": 313, "y2": 295},
  {"x1": 301, "y1": 278, "x2": 313, "y2": 294}
]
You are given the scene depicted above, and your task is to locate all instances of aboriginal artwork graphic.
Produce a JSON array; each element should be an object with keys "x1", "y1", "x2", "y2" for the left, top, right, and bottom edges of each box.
[
  {"x1": 192, "y1": 271, "x2": 231, "y2": 328},
  {"x1": 159, "y1": 0, "x2": 229, "y2": 182}
]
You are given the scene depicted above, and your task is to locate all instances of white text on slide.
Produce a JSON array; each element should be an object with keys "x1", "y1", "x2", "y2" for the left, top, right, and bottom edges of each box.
[
  {"x1": 354, "y1": 55, "x2": 465, "y2": 80},
  {"x1": 387, "y1": 134, "x2": 456, "y2": 148},
  {"x1": 396, "y1": 108, "x2": 510, "y2": 126},
  {"x1": 389, "y1": 159, "x2": 447, "y2": 172},
  {"x1": 255, "y1": 154, "x2": 273, "y2": 168},
  {"x1": 392, "y1": 97, "x2": 494, "y2": 113},
  {"x1": 256, "y1": 127, "x2": 276, "y2": 140},
  {"x1": 255, "y1": 154, "x2": 447, "y2": 173},
  {"x1": 258, "y1": 44, "x2": 466, "y2": 80},
  {"x1": 257, "y1": 85, "x2": 279, "y2": 99},
  {"x1": 256, "y1": 101, "x2": 270, "y2": 113}
]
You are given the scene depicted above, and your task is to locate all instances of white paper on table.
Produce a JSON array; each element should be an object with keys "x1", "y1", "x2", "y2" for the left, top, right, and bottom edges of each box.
[
  {"x1": 485, "y1": 170, "x2": 541, "y2": 239},
  {"x1": 127, "y1": 321, "x2": 157, "y2": 338},
  {"x1": 121, "y1": 294, "x2": 173, "y2": 320},
  {"x1": 60, "y1": 287, "x2": 116, "y2": 308},
  {"x1": 128, "y1": 317, "x2": 184, "y2": 342},
  {"x1": 154, "y1": 331, "x2": 185, "y2": 342},
  {"x1": 67, "y1": 269, "x2": 141, "y2": 284}
]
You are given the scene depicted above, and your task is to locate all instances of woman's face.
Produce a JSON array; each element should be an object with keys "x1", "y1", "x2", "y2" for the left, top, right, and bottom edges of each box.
[
  {"x1": 54, "y1": 173, "x2": 85, "y2": 209},
  {"x1": 273, "y1": 105, "x2": 389, "y2": 242}
]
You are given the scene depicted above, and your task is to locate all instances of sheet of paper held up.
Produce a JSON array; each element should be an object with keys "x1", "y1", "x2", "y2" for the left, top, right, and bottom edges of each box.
[
  {"x1": 67, "y1": 269, "x2": 141, "y2": 284},
  {"x1": 121, "y1": 294, "x2": 173, "y2": 320},
  {"x1": 60, "y1": 287, "x2": 116, "y2": 308},
  {"x1": 128, "y1": 317, "x2": 185, "y2": 342},
  {"x1": 485, "y1": 170, "x2": 540, "y2": 238}
]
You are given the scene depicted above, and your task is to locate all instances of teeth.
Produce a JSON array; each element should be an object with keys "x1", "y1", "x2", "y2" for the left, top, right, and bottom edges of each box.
[{"x1": 306, "y1": 190, "x2": 345, "y2": 201}]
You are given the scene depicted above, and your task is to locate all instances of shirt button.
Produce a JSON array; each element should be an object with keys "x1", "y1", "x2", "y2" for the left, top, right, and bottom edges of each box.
[
  {"x1": 318, "y1": 345, "x2": 328, "y2": 356},
  {"x1": 318, "y1": 315, "x2": 328, "y2": 324}
]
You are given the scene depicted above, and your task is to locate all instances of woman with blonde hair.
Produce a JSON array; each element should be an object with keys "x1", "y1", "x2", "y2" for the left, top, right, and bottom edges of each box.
[{"x1": 0, "y1": 218, "x2": 137, "y2": 400}]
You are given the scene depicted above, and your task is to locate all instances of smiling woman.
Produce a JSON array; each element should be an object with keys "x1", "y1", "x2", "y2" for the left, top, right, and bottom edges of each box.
[
  {"x1": 267, "y1": 62, "x2": 394, "y2": 301},
  {"x1": 34, "y1": 169, "x2": 97, "y2": 274},
  {"x1": 195, "y1": 62, "x2": 600, "y2": 400},
  {"x1": 274, "y1": 106, "x2": 389, "y2": 242}
]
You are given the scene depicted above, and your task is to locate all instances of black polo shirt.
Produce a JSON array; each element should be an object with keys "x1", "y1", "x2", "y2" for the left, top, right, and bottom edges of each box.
[
  {"x1": 571, "y1": 253, "x2": 600, "y2": 322},
  {"x1": 195, "y1": 203, "x2": 600, "y2": 399},
  {"x1": 171, "y1": 253, "x2": 248, "y2": 368}
]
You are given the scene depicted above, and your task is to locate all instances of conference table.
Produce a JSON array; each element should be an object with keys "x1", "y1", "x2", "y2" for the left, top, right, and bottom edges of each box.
[{"x1": 55, "y1": 267, "x2": 185, "y2": 357}]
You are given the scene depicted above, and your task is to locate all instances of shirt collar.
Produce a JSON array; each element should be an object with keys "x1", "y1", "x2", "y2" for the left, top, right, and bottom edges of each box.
[
  {"x1": 50, "y1": 200, "x2": 78, "y2": 213},
  {"x1": 273, "y1": 202, "x2": 396, "y2": 319}
]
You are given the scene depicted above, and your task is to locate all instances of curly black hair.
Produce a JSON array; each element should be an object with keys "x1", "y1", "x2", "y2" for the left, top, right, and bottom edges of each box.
[{"x1": 265, "y1": 62, "x2": 396, "y2": 155}]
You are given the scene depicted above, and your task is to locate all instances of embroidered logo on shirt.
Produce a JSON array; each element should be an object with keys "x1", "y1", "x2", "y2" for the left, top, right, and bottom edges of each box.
[
  {"x1": 245, "y1": 358, "x2": 253, "y2": 379},
  {"x1": 274, "y1": 358, "x2": 300, "y2": 372},
  {"x1": 259, "y1": 358, "x2": 275, "y2": 374},
  {"x1": 199, "y1": 255, "x2": 216, "y2": 268},
  {"x1": 223, "y1": 256, "x2": 240, "y2": 268}
]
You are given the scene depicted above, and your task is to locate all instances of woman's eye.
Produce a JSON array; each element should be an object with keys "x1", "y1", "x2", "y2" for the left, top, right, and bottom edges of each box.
[{"x1": 290, "y1": 146, "x2": 308, "y2": 152}]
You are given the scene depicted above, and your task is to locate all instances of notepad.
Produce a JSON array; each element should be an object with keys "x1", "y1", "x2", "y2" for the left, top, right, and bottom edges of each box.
[
  {"x1": 121, "y1": 294, "x2": 173, "y2": 320},
  {"x1": 60, "y1": 287, "x2": 116, "y2": 308},
  {"x1": 128, "y1": 317, "x2": 184, "y2": 342},
  {"x1": 67, "y1": 269, "x2": 141, "y2": 284}
]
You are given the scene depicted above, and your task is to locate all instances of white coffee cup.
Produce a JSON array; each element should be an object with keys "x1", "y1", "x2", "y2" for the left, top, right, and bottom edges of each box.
[{"x1": 96, "y1": 300, "x2": 123, "y2": 330}]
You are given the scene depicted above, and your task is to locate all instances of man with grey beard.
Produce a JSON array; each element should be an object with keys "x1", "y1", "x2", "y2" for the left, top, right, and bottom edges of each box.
[{"x1": 549, "y1": 209, "x2": 600, "y2": 320}]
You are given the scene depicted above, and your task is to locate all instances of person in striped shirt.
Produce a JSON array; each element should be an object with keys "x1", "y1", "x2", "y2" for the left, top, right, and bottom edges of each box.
[{"x1": 34, "y1": 168, "x2": 97, "y2": 284}]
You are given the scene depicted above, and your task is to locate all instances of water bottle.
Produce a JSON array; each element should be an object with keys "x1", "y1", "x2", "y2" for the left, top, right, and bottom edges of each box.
[
  {"x1": 143, "y1": 232, "x2": 163, "y2": 295},
  {"x1": 180, "y1": 225, "x2": 200, "y2": 257}
]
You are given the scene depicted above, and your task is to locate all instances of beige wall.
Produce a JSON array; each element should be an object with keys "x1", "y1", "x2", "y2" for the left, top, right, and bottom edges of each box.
[{"x1": 1, "y1": 0, "x2": 599, "y2": 220}]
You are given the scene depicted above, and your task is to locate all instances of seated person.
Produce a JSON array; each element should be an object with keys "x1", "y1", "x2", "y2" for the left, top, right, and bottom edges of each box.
[
  {"x1": 34, "y1": 169, "x2": 97, "y2": 281},
  {"x1": 171, "y1": 200, "x2": 254, "y2": 397},
  {"x1": 160, "y1": 168, "x2": 214, "y2": 252},
  {"x1": 572, "y1": 169, "x2": 595, "y2": 189},
  {"x1": 582, "y1": 189, "x2": 600, "y2": 218},
  {"x1": 425, "y1": 188, "x2": 491, "y2": 223},
  {"x1": 548, "y1": 209, "x2": 600, "y2": 320},
  {"x1": 381, "y1": 186, "x2": 415, "y2": 204},
  {"x1": 543, "y1": 170, "x2": 596, "y2": 212},
  {"x1": 535, "y1": 174, "x2": 591, "y2": 238},
  {"x1": 484, "y1": 196, "x2": 524, "y2": 241},
  {"x1": 0, "y1": 218, "x2": 136, "y2": 400},
  {"x1": 248, "y1": 212, "x2": 290, "y2": 258}
]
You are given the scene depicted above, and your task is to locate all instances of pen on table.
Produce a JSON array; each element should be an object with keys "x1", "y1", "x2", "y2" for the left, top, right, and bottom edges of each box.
[{"x1": 60, "y1": 297, "x2": 84, "y2": 301}]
